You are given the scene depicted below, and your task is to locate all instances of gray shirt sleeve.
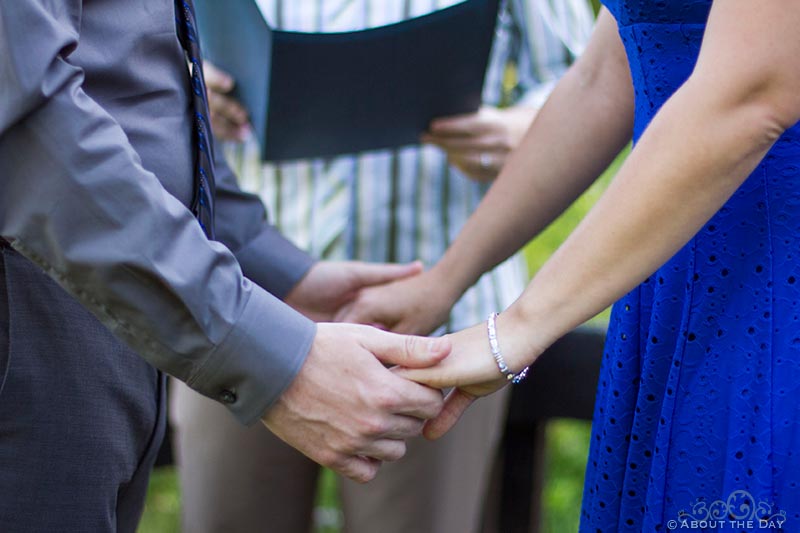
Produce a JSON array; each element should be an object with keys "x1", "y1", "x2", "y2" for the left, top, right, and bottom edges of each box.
[
  {"x1": 0, "y1": 0, "x2": 315, "y2": 425},
  {"x1": 213, "y1": 156, "x2": 315, "y2": 299}
]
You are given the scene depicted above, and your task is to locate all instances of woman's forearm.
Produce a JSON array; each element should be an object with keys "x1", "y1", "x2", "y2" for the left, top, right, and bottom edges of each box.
[
  {"x1": 396, "y1": 0, "x2": 800, "y2": 428},
  {"x1": 501, "y1": 0, "x2": 800, "y2": 360},
  {"x1": 507, "y1": 64, "x2": 800, "y2": 362},
  {"x1": 432, "y1": 10, "x2": 634, "y2": 301}
]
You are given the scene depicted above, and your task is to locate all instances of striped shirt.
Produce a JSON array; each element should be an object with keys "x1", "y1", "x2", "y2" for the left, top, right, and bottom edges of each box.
[{"x1": 225, "y1": 0, "x2": 593, "y2": 333}]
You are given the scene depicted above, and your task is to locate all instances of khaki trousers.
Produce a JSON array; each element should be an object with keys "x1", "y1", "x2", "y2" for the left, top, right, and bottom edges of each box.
[{"x1": 171, "y1": 380, "x2": 509, "y2": 533}]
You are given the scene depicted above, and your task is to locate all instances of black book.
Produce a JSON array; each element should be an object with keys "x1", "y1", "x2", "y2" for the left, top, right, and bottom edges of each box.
[{"x1": 195, "y1": 0, "x2": 501, "y2": 161}]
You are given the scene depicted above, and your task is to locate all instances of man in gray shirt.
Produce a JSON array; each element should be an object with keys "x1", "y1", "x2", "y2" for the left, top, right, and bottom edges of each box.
[{"x1": 0, "y1": 1, "x2": 447, "y2": 531}]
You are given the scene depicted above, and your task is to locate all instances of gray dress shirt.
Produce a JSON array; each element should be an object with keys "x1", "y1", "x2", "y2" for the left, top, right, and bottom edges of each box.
[{"x1": 0, "y1": 0, "x2": 317, "y2": 425}]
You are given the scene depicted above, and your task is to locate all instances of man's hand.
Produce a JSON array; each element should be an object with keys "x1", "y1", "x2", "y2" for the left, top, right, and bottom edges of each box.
[
  {"x1": 422, "y1": 106, "x2": 537, "y2": 182},
  {"x1": 261, "y1": 323, "x2": 450, "y2": 483},
  {"x1": 285, "y1": 260, "x2": 423, "y2": 323},
  {"x1": 204, "y1": 63, "x2": 251, "y2": 141},
  {"x1": 335, "y1": 268, "x2": 459, "y2": 336}
]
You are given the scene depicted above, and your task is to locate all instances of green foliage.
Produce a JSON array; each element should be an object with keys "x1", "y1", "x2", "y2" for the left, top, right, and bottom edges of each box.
[
  {"x1": 541, "y1": 419, "x2": 594, "y2": 533},
  {"x1": 313, "y1": 469, "x2": 343, "y2": 533},
  {"x1": 137, "y1": 467, "x2": 181, "y2": 533}
]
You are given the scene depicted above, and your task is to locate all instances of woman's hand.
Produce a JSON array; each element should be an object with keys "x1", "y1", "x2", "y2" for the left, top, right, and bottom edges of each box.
[
  {"x1": 204, "y1": 63, "x2": 251, "y2": 142},
  {"x1": 395, "y1": 309, "x2": 545, "y2": 439},
  {"x1": 285, "y1": 260, "x2": 423, "y2": 323},
  {"x1": 335, "y1": 268, "x2": 462, "y2": 336},
  {"x1": 422, "y1": 106, "x2": 537, "y2": 182}
]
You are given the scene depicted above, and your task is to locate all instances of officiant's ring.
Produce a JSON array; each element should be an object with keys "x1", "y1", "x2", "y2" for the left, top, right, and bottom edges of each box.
[{"x1": 479, "y1": 152, "x2": 492, "y2": 171}]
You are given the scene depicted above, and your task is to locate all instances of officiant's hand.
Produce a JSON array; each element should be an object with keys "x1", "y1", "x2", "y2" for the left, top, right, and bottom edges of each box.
[
  {"x1": 422, "y1": 106, "x2": 537, "y2": 182},
  {"x1": 334, "y1": 268, "x2": 459, "y2": 335},
  {"x1": 395, "y1": 308, "x2": 544, "y2": 440},
  {"x1": 286, "y1": 260, "x2": 423, "y2": 323},
  {"x1": 262, "y1": 323, "x2": 450, "y2": 483},
  {"x1": 204, "y1": 63, "x2": 251, "y2": 141}
]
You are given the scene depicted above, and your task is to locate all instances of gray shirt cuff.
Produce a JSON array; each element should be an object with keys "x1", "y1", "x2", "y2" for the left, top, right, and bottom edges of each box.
[{"x1": 187, "y1": 285, "x2": 317, "y2": 425}]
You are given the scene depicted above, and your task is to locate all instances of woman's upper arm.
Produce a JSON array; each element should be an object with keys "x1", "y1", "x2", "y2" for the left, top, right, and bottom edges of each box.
[
  {"x1": 693, "y1": 0, "x2": 800, "y2": 129},
  {"x1": 569, "y1": 7, "x2": 632, "y2": 110}
]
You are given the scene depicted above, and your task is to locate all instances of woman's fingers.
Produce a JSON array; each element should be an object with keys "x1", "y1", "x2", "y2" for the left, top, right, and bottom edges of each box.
[{"x1": 423, "y1": 389, "x2": 477, "y2": 440}]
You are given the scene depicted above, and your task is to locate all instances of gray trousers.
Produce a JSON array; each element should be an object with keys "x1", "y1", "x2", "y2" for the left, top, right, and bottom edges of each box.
[
  {"x1": 0, "y1": 247, "x2": 166, "y2": 533},
  {"x1": 171, "y1": 379, "x2": 509, "y2": 533}
]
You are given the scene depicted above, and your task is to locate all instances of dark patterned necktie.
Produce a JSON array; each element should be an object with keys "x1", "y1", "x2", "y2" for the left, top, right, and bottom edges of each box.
[{"x1": 175, "y1": 0, "x2": 216, "y2": 239}]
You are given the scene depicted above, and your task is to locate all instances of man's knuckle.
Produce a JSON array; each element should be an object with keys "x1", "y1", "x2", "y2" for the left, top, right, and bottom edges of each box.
[
  {"x1": 406, "y1": 419, "x2": 425, "y2": 437},
  {"x1": 355, "y1": 382, "x2": 376, "y2": 406},
  {"x1": 360, "y1": 415, "x2": 388, "y2": 437},
  {"x1": 374, "y1": 390, "x2": 399, "y2": 411},
  {"x1": 318, "y1": 449, "x2": 340, "y2": 468},
  {"x1": 387, "y1": 443, "x2": 407, "y2": 462},
  {"x1": 338, "y1": 462, "x2": 359, "y2": 481},
  {"x1": 422, "y1": 397, "x2": 444, "y2": 418},
  {"x1": 337, "y1": 433, "x2": 361, "y2": 455},
  {"x1": 357, "y1": 467, "x2": 377, "y2": 484}
]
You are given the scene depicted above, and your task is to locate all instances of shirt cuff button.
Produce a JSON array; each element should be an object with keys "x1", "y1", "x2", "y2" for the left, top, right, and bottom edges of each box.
[{"x1": 219, "y1": 389, "x2": 237, "y2": 404}]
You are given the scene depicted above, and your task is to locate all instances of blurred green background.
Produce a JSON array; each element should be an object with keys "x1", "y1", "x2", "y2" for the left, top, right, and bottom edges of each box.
[{"x1": 136, "y1": 151, "x2": 624, "y2": 533}]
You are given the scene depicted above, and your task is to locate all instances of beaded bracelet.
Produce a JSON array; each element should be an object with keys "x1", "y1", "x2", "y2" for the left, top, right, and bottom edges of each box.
[{"x1": 487, "y1": 312, "x2": 529, "y2": 384}]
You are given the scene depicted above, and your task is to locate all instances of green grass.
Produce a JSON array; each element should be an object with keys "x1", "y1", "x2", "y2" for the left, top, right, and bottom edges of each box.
[
  {"x1": 137, "y1": 467, "x2": 181, "y2": 533},
  {"x1": 313, "y1": 469, "x2": 343, "y2": 532},
  {"x1": 541, "y1": 419, "x2": 594, "y2": 533},
  {"x1": 138, "y1": 151, "x2": 627, "y2": 533}
]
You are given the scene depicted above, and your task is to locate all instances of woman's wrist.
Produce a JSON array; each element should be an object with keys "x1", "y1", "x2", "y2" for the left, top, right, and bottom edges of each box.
[
  {"x1": 486, "y1": 312, "x2": 529, "y2": 383},
  {"x1": 499, "y1": 302, "x2": 556, "y2": 370}
]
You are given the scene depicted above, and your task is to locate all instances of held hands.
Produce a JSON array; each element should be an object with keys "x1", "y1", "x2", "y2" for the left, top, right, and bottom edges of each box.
[
  {"x1": 285, "y1": 260, "x2": 423, "y2": 323},
  {"x1": 261, "y1": 323, "x2": 451, "y2": 483},
  {"x1": 396, "y1": 309, "x2": 540, "y2": 440},
  {"x1": 335, "y1": 268, "x2": 460, "y2": 336},
  {"x1": 422, "y1": 106, "x2": 537, "y2": 182}
]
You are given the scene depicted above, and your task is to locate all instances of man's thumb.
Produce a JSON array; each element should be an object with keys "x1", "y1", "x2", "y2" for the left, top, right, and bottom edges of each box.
[{"x1": 363, "y1": 329, "x2": 451, "y2": 368}]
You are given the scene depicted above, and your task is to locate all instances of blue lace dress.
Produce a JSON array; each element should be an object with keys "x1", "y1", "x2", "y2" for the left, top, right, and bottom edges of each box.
[{"x1": 581, "y1": 1, "x2": 800, "y2": 531}]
